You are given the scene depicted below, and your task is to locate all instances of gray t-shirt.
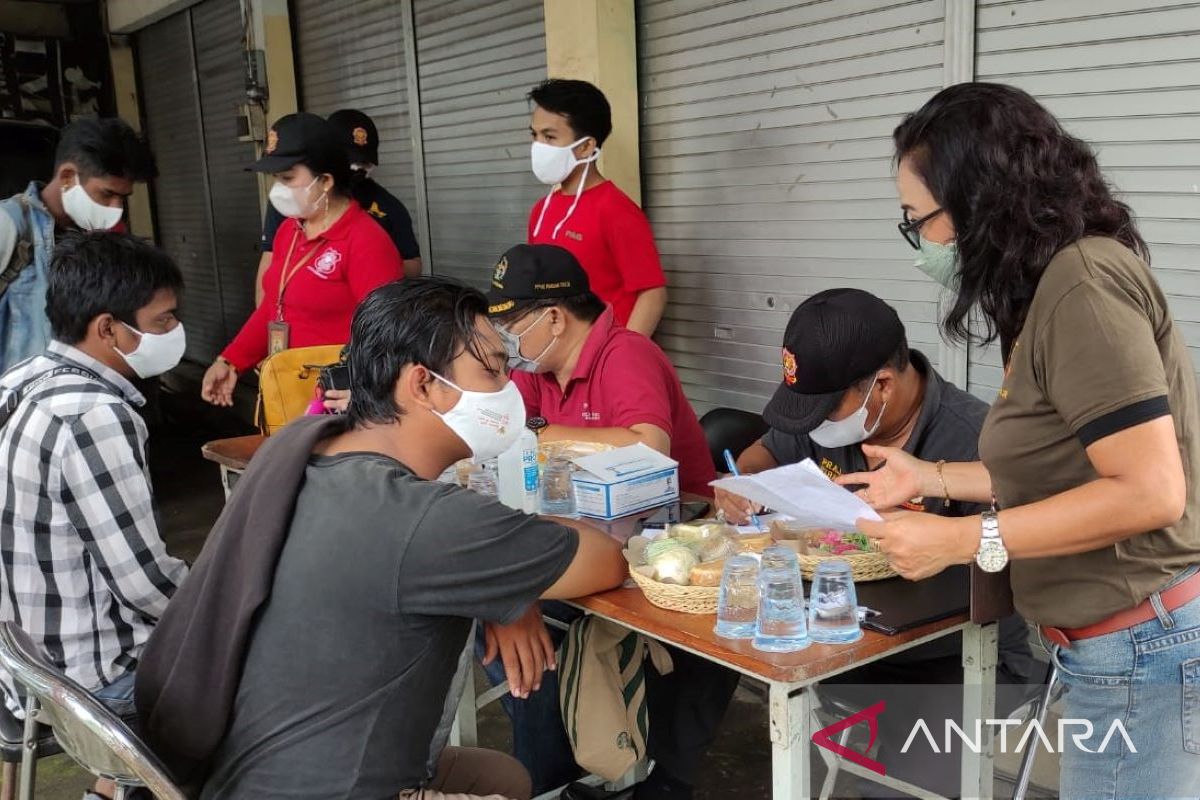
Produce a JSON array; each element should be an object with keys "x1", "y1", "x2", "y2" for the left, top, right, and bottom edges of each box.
[
  {"x1": 761, "y1": 351, "x2": 1031, "y2": 676},
  {"x1": 201, "y1": 453, "x2": 578, "y2": 799}
]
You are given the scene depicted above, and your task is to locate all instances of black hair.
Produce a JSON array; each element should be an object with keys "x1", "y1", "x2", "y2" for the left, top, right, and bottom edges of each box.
[
  {"x1": 346, "y1": 277, "x2": 491, "y2": 428},
  {"x1": 297, "y1": 152, "x2": 353, "y2": 197},
  {"x1": 493, "y1": 291, "x2": 607, "y2": 326},
  {"x1": 47, "y1": 231, "x2": 183, "y2": 344},
  {"x1": 854, "y1": 339, "x2": 910, "y2": 391},
  {"x1": 528, "y1": 79, "x2": 613, "y2": 146},
  {"x1": 893, "y1": 82, "x2": 1147, "y2": 353},
  {"x1": 54, "y1": 117, "x2": 157, "y2": 182}
]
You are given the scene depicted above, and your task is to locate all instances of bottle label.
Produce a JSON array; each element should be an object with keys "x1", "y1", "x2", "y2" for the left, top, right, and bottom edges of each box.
[{"x1": 522, "y1": 450, "x2": 539, "y2": 493}]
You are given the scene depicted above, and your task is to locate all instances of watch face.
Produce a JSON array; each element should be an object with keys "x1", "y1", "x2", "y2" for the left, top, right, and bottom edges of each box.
[{"x1": 976, "y1": 540, "x2": 1009, "y2": 573}]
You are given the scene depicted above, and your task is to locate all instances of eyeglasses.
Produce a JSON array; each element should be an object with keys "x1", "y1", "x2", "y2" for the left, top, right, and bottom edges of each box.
[{"x1": 897, "y1": 207, "x2": 944, "y2": 250}]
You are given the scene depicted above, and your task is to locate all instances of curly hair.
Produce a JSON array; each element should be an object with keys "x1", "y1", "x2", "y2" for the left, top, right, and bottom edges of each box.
[{"x1": 893, "y1": 82, "x2": 1148, "y2": 351}]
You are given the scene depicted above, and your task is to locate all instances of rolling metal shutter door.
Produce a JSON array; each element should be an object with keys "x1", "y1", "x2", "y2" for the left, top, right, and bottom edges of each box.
[
  {"x1": 638, "y1": 0, "x2": 948, "y2": 415},
  {"x1": 192, "y1": 0, "x2": 262, "y2": 344},
  {"x1": 971, "y1": 0, "x2": 1200, "y2": 400},
  {"x1": 137, "y1": 13, "x2": 223, "y2": 362},
  {"x1": 291, "y1": 0, "x2": 418, "y2": 216},
  {"x1": 414, "y1": 0, "x2": 546, "y2": 287}
]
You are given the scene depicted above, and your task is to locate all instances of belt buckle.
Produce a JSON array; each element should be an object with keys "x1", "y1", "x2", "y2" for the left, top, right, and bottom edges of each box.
[{"x1": 1042, "y1": 626, "x2": 1072, "y2": 649}]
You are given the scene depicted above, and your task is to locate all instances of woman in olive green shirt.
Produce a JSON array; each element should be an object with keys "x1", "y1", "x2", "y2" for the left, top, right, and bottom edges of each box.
[{"x1": 843, "y1": 83, "x2": 1200, "y2": 798}]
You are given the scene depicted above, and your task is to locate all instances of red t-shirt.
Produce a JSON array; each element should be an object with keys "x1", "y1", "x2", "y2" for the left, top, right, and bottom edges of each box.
[
  {"x1": 527, "y1": 181, "x2": 666, "y2": 327},
  {"x1": 223, "y1": 202, "x2": 402, "y2": 371},
  {"x1": 513, "y1": 308, "x2": 715, "y2": 497}
]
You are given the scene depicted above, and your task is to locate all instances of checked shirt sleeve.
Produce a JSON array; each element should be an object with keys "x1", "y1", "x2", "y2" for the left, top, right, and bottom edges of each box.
[{"x1": 59, "y1": 404, "x2": 186, "y2": 620}]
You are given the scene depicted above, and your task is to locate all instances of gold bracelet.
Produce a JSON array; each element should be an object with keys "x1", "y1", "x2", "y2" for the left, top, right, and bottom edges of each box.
[{"x1": 935, "y1": 459, "x2": 951, "y2": 508}]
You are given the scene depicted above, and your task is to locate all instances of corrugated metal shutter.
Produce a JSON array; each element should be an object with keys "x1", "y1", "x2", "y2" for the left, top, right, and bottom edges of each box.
[
  {"x1": 414, "y1": 0, "x2": 547, "y2": 287},
  {"x1": 971, "y1": 0, "x2": 1200, "y2": 399},
  {"x1": 638, "y1": 0, "x2": 948, "y2": 415},
  {"x1": 137, "y1": 12, "x2": 223, "y2": 362},
  {"x1": 291, "y1": 0, "x2": 418, "y2": 216},
  {"x1": 192, "y1": 0, "x2": 262, "y2": 344}
]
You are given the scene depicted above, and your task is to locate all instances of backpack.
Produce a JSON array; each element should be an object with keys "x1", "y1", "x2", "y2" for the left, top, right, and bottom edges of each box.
[
  {"x1": 254, "y1": 344, "x2": 345, "y2": 435},
  {"x1": 0, "y1": 195, "x2": 36, "y2": 300}
]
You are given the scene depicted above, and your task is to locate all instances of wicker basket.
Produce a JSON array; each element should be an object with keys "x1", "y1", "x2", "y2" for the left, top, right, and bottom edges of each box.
[
  {"x1": 629, "y1": 567, "x2": 719, "y2": 615},
  {"x1": 797, "y1": 550, "x2": 896, "y2": 582}
]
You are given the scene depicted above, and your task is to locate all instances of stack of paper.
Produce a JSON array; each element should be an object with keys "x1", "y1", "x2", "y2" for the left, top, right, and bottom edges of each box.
[{"x1": 710, "y1": 459, "x2": 881, "y2": 531}]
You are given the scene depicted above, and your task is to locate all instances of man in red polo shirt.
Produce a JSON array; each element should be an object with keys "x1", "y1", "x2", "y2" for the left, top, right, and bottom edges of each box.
[
  {"x1": 485, "y1": 244, "x2": 735, "y2": 800},
  {"x1": 526, "y1": 79, "x2": 667, "y2": 337},
  {"x1": 488, "y1": 243, "x2": 712, "y2": 497}
]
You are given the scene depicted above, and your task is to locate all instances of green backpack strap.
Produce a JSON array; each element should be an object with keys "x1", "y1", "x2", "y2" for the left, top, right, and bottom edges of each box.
[{"x1": 0, "y1": 195, "x2": 36, "y2": 298}]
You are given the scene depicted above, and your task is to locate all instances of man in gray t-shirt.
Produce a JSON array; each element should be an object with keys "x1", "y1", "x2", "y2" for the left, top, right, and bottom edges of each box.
[{"x1": 200, "y1": 278, "x2": 628, "y2": 800}]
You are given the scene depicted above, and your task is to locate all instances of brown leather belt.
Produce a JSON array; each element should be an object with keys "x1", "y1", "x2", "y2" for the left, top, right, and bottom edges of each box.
[{"x1": 1042, "y1": 569, "x2": 1200, "y2": 649}]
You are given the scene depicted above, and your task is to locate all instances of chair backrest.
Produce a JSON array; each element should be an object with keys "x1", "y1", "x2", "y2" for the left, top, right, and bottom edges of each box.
[
  {"x1": 698, "y1": 407, "x2": 770, "y2": 473},
  {"x1": 0, "y1": 623, "x2": 186, "y2": 800}
]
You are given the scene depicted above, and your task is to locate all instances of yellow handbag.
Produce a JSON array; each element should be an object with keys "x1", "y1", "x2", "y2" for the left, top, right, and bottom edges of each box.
[{"x1": 255, "y1": 344, "x2": 345, "y2": 435}]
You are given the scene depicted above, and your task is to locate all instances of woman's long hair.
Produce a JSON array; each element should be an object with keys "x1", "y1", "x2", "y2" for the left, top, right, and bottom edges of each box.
[{"x1": 893, "y1": 82, "x2": 1148, "y2": 352}]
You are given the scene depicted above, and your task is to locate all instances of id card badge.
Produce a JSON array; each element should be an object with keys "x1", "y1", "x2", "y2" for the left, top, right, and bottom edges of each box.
[{"x1": 267, "y1": 320, "x2": 290, "y2": 355}]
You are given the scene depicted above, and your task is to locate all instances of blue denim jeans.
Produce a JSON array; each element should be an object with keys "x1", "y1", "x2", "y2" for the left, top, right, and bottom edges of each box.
[
  {"x1": 1042, "y1": 566, "x2": 1200, "y2": 799},
  {"x1": 474, "y1": 602, "x2": 582, "y2": 796},
  {"x1": 92, "y1": 669, "x2": 138, "y2": 725}
]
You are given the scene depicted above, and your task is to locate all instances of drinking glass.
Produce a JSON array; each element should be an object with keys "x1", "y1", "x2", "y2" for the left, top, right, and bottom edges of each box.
[
  {"x1": 754, "y1": 563, "x2": 809, "y2": 653},
  {"x1": 540, "y1": 457, "x2": 577, "y2": 516},
  {"x1": 714, "y1": 556, "x2": 759, "y2": 639},
  {"x1": 467, "y1": 467, "x2": 497, "y2": 498},
  {"x1": 808, "y1": 559, "x2": 863, "y2": 644},
  {"x1": 760, "y1": 544, "x2": 800, "y2": 573}
]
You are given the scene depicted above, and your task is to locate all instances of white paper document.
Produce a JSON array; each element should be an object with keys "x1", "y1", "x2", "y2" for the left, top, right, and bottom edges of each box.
[{"x1": 710, "y1": 459, "x2": 882, "y2": 531}]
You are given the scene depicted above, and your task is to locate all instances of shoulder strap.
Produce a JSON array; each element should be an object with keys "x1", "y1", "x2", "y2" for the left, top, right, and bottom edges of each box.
[{"x1": 0, "y1": 359, "x2": 108, "y2": 431}]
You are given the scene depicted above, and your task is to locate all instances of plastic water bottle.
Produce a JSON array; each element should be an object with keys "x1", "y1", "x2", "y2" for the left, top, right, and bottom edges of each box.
[{"x1": 498, "y1": 428, "x2": 539, "y2": 513}]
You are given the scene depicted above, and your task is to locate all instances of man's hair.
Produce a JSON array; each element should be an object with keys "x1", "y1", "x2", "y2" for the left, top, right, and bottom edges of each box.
[
  {"x1": 854, "y1": 338, "x2": 911, "y2": 391},
  {"x1": 493, "y1": 291, "x2": 607, "y2": 327},
  {"x1": 346, "y1": 278, "x2": 491, "y2": 428},
  {"x1": 528, "y1": 79, "x2": 613, "y2": 147},
  {"x1": 47, "y1": 232, "x2": 183, "y2": 345},
  {"x1": 54, "y1": 117, "x2": 157, "y2": 182}
]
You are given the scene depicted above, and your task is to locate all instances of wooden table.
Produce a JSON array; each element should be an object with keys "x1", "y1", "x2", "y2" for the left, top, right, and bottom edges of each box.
[{"x1": 200, "y1": 435, "x2": 999, "y2": 799}]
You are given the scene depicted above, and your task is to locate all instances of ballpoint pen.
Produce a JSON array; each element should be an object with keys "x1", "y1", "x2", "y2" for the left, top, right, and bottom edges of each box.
[{"x1": 722, "y1": 448, "x2": 764, "y2": 531}]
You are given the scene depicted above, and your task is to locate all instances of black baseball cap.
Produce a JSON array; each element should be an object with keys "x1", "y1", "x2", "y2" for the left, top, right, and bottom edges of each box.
[
  {"x1": 485, "y1": 244, "x2": 590, "y2": 316},
  {"x1": 249, "y1": 112, "x2": 346, "y2": 174},
  {"x1": 763, "y1": 289, "x2": 906, "y2": 435},
  {"x1": 327, "y1": 109, "x2": 380, "y2": 165}
]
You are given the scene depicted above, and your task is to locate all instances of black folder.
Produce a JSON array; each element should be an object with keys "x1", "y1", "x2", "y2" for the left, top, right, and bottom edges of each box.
[{"x1": 850, "y1": 564, "x2": 971, "y2": 635}]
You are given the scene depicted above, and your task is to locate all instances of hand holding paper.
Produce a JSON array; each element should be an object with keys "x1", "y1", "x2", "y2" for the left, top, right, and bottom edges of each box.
[{"x1": 709, "y1": 459, "x2": 882, "y2": 531}]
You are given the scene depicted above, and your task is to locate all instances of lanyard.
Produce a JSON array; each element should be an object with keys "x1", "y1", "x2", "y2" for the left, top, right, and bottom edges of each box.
[{"x1": 275, "y1": 227, "x2": 324, "y2": 321}]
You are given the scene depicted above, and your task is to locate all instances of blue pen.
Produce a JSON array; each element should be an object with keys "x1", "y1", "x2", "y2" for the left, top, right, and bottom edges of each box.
[{"x1": 722, "y1": 448, "x2": 764, "y2": 531}]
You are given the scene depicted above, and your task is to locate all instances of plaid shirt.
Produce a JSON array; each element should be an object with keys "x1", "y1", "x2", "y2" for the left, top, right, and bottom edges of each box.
[{"x1": 0, "y1": 342, "x2": 187, "y2": 702}]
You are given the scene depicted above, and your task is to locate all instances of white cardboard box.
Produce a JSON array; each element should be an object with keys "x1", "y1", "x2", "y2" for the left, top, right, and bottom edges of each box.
[{"x1": 570, "y1": 444, "x2": 680, "y2": 520}]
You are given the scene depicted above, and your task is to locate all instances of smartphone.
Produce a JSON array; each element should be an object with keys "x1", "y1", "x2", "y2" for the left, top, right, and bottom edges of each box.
[{"x1": 318, "y1": 363, "x2": 350, "y2": 393}]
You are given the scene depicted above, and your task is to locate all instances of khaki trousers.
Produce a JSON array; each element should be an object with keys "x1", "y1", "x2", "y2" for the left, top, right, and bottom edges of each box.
[{"x1": 399, "y1": 746, "x2": 532, "y2": 800}]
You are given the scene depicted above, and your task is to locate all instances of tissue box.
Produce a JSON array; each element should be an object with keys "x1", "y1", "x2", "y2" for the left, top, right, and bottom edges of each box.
[{"x1": 570, "y1": 444, "x2": 680, "y2": 520}]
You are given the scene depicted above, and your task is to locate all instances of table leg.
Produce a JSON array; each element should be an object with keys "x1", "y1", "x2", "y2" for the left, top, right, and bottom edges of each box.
[
  {"x1": 770, "y1": 683, "x2": 811, "y2": 799},
  {"x1": 961, "y1": 622, "x2": 998, "y2": 800}
]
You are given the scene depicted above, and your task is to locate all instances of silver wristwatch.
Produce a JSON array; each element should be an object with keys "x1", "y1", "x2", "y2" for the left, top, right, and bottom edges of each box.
[{"x1": 975, "y1": 510, "x2": 1009, "y2": 573}]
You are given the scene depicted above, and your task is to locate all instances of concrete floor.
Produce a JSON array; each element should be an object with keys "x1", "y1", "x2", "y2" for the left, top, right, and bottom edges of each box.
[{"x1": 10, "y1": 384, "x2": 1061, "y2": 799}]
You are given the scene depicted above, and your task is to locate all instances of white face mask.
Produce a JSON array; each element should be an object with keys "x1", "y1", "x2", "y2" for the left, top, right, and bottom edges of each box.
[
  {"x1": 530, "y1": 137, "x2": 596, "y2": 185},
  {"x1": 115, "y1": 322, "x2": 187, "y2": 379},
  {"x1": 351, "y1": 163, "x2": 376, "y2": 178},
  {"x1": 431, "y1": 372, "x2": 526, "y2": 462},
  {"x1": 62, "y1": 181, "x2": 123, "y2": 231},
  {"x1": 269, "y1": 176, "x2": 325, "y2": 219},
  {"x1": 808, "y1": 373, "x2": 887, "y2": 449},
  {"x1": 497, "y1": 310, "x2": 556, "y2": 373}
]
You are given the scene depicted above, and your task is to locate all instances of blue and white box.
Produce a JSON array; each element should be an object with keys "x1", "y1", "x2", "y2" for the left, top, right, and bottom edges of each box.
[{"x1": 570, "y1": 444, "x2": 680, "y2": 520}]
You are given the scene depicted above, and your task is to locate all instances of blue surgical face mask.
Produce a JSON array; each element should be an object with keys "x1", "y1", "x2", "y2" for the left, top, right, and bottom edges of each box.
[{"x1": 914, "y1": 236, "x2": 958, "y2": 288}]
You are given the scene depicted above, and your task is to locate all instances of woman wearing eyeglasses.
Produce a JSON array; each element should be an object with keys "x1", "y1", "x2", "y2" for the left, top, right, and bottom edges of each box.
[{"x1": 843, "y1": 82, "x2": 1200, "y2": 798}]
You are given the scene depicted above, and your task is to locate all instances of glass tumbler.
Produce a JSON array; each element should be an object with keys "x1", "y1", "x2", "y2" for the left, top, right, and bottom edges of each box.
[
  {"x1": 714, "y1": 555, "x2": 759, "y2": 639},
  {"x1": 760, "y1": 544, "x2": 800, "y2": 573},
  {"x1": 467, "y1": 467, "x2": 497, "y2": 498},
  {"x1": 754, "y1": 562, "x2": 809, "y2": 653},
  {"x1": 807, "y1": 558, "x2": 863, "y2": 644},
  {"x1": 539, "y1": 457, "x2": 577, "y2": 516}
]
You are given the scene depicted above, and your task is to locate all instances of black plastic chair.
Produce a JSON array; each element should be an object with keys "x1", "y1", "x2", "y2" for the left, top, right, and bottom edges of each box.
[{"x1": 698, "y1": 407, "x2": 770, "y2": 473}]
